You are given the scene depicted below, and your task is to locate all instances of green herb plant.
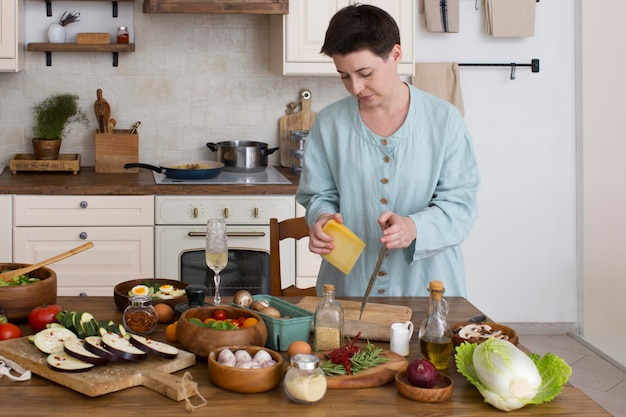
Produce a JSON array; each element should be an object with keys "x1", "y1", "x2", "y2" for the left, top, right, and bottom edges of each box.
[
  {"x1": 321, "y1": 340, "x2": 390, "y2": 376},
  {"x1": 32, "y1": 93, "x2": 88, "y2": 140}
]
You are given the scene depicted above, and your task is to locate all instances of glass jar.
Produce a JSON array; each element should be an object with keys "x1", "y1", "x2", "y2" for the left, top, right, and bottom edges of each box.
[
  {"x1": 313, "y1": 284, "x2": 343, "y2": 351},
  {"x1": 117, "y1": 27, "x2": 129, "y2": 44},
  {"x1": 289, "y1": 130, "x2": 308, "y2": 175},
  {"x1": 418, "y1": 280, "x2": 453, "y2": 370},
  {"x1": 284, "y1": 354, "x2": 327, "y2": 404},
  {"x1": 123, "y1": 295, "x2": 157, "y2": 335}
]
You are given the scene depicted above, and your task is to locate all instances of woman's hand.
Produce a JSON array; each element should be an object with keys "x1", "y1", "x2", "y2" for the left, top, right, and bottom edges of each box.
[
  {"x1": 308, "y1": 213, "x2": 343, "y2": 254},
  {"x1": 378, "y1": 211, "x2": 416, "y2": 249}
]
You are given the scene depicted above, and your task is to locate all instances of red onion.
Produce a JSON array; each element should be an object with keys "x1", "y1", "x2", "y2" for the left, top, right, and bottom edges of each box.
[{"x1": 407, "y1": 358, "x2": 438, "y2": 388}]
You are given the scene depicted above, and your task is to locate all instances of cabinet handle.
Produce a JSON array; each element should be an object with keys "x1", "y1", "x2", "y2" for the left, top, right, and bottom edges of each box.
[
  {"x1": 80, "y1": 201, "x2": 88, "y2": 209},
  {"x1": 253, "y1": 207, "x2": 259, "y2": 218},
  {"x1": 188, "y1": 231, "x2": 265, "y2": 238},
  {"x1": 193, "y1": 207, "x2": 199, "y2": 218},
  {"x1": 223, "y1": 208, "x2": 229, "y2": 218},
  {"x1": 79, "y1": 232, "x2": 88, "y2": 240}
]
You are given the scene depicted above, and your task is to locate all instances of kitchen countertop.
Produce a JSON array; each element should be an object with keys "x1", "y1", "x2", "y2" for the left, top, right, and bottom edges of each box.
[
  {"x1": 0, "y1": 296, "x2": 611, "y2": 417},
  {"x1": 0, "y1": 166, "x2": 299, "y2": 195}
]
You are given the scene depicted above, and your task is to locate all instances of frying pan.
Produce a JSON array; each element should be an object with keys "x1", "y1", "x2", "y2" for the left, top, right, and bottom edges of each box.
[{"x1": 124, "y1": 160, "x2": 224, "y2": 180}]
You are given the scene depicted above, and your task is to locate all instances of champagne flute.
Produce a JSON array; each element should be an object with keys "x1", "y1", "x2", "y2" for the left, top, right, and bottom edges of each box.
[{"x1": 206, "y1": 219, "x2": 228, "y2": 305}]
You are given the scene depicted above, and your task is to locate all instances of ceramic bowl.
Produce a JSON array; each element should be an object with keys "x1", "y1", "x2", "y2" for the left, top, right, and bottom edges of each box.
[
  {"x1": 207, "y1": 345, "x2": 284, "y2": 393},
  {"x1": 395, "y1": 370, "x2": 454, "y2": 403},
  {"x1": 113, "y1": 278, "x2": 189, "y2": 311},
  {"x1": 451, "y1": 322, "x2": 519, "y2": 347},
  {"x1": 0, "y1": 263, "x2": 57, "y2": 322},
  {"x1": 177, "y1": 306, "x2": 267, "y2": 358}
]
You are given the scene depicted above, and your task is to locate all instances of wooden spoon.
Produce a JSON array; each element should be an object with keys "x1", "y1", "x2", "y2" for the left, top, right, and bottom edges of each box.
[{"x1": 0, "y1": 241, "x2": 94, "y2": 283}]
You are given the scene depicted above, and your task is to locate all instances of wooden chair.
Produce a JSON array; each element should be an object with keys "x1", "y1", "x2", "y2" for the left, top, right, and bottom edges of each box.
[{"x1": 269, "y1": 217, "x2": 317, "y2": 297}]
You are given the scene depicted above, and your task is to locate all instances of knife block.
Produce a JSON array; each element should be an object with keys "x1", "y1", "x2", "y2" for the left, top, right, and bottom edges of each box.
[{"x1": 95, "y1": 129, "x2": 139, "y2": 173}]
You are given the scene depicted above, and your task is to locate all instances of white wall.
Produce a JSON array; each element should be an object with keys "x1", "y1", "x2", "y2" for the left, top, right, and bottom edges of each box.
[{"x1": 0, "y1": 1, "x2": 578, "y2": 326}]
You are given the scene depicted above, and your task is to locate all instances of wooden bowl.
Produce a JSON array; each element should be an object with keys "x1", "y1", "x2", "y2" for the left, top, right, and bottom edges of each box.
[
  {"x1": 177, "y1": 306, "x2": 267, "y2": 358},
  {"x1": 207, "y1": 345, "x2": 284, "y2": 393},
  {"x1": 113, "y1": 279, "x2": 189, "y2": 311},
  {"x1": 0, "y1": 263, "x2": 57, "y2": 322},
  {"x1": 451, "y1": 322, "x2": 519, "y2": 347},
  {"x1": 395, "y1": 370, "x2": 454, "y2": 403}
]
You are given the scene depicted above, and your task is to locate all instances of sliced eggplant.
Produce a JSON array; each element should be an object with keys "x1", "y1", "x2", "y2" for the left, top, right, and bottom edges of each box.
[
  {"x1": 84, "y1": 336, "x2": 128, "y2": 362},
  {"x1": 47, "y1": 351, "x2": 94, "y2": 373},
  {"x1": 99, "y1": 328, "x2": 147, "y2": 361},
  {"x1": 34, "y1": 328, "x2": 78, "y2": 354},
  {"x1": 63, "y1": 338, "x2": 109, "y2": 366},
  {"x1": 129, "y1": 334, "x2": 178, "y2": 359}
]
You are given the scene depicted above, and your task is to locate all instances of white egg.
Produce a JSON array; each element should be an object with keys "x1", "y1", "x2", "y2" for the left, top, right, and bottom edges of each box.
[
  {"x1": 130, "y1": 285, "x2": 150, "y2": 297},
  {"x1": 159, "y1": 284, "x2": 174, "y2": 294}
]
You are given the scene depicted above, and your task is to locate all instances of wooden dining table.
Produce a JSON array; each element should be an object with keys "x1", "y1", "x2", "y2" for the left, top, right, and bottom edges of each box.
[{"x1": 0, "y1": 295, "x2": 611, "y2": 416}]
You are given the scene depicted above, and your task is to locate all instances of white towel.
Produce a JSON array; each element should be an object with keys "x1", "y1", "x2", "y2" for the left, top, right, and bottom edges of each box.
[
  {"x1": 485, "y1": 0, "x2": 536, "y2": 37},
  {"x1": 421, "y1": 0, "x2": 460, "y2": 33},
  {"x1": 412, "y1": 63, "x2": 465, "y2": 116}
]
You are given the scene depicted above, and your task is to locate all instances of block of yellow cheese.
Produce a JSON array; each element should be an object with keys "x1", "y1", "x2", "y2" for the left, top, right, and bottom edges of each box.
[{"x1": 322, "y1": 219, "x2": 366, "y2": 274}]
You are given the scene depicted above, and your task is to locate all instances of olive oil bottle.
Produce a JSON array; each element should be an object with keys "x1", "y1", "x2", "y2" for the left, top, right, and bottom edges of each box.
[{"x1": 418, "y1": 280, "x2": 453, "y2": 370}]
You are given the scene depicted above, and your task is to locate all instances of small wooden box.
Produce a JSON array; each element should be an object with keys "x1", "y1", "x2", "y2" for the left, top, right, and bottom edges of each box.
[
  {"x1": 95, "y1": 129, "x2": 138, "y2": 173},
  {"x1": 10, "y1": 154, "x2": 81, "y2": 174},
  {"x1": 77, "y1": 33, "x2": 110, "y2": 44}
]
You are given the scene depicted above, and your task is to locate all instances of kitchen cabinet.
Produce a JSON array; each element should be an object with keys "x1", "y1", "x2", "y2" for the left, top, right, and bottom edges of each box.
[
  {"x1": 142, "y1": 0, "x2": 288, "y2": 14},
  {"x1": 0, "y1": 0, "x2": 25, "y2": 72},
  {"x1": 12, "y1": 195, "x2": 154, "y2": 296},
  {"x1": 295, "y1": 203, "x2": 321, "y2": 289},
  {"x1": 269, "y1": 0, "x2": 414, "y2": 76},
  {"x1": 0, "y1": 195, "x2": 12, "y2": 261}
]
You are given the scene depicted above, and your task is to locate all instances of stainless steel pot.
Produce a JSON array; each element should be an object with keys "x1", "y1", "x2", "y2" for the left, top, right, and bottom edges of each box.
[{"x1": 206, "y1": 141, "x2": 279, "y2": 173}]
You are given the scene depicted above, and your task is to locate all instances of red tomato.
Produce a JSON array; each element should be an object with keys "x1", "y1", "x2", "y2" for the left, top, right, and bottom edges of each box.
[
  {"x1": 228, "y1": 319, "x2": 242, "y2": 328},
  {"x1": 213, "y1": 309, "x2": 227, "y2": 321},
  {"x1": 0, "y1": 323, "x2": 22, "y2": 340},
  {"x1": 238, "y1": 316, "x2": 247, "y2": 326},
  {"x1": 28, "y1": 304, "x2": 63, "y2": 332}
]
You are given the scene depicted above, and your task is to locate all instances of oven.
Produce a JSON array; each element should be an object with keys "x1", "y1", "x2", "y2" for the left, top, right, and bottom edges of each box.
[{"x1": 154, "y1": 195, "x2": 295, "y2": 295}]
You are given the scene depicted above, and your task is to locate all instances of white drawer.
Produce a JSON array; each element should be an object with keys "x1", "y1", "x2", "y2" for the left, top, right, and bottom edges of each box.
[
  {"x1": 14, "y1": 195, "x2": 154, "y2": 226},
  {"x1": 155, "y1": 195, "x2": 295, "y2": 225}
]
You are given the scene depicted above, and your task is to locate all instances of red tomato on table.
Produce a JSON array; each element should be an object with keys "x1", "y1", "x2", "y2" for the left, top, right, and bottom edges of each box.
[
  {"x1": 0, "y1": 323, "x2": 22, "y2": 340},
  {"x1": 28, "y1": 304, "x2": 63, "y2": 332}
]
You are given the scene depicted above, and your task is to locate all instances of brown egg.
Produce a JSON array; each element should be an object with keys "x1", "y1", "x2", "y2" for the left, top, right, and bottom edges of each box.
[
  {"x1": 287, "y1": 340, "x2": 312, "y2": 357},
  {"x1": 154, "y1": 303, "x2": 175, "y2": 323}
]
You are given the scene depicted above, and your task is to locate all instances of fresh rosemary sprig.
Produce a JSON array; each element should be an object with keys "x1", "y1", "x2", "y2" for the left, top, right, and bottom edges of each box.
[{"x1": 320, "y1": 341, "x2": 390, "y2": 376}]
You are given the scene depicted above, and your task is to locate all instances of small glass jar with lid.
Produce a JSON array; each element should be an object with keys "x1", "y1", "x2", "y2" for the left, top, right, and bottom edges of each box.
[
  {"x1": 123, "y1": 295, "x2": 158, "y2": 335},
  {"x1": 117, "y1": 26, "x2": 129, "y2": 44},
  {"x1": 284, "y1": 354, "x2": 327, "y2": 404}
]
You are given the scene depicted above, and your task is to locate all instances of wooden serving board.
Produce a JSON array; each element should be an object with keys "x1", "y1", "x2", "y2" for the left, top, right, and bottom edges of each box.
[
  {"x1": 278, "y1": 89, "x2": 317, "y2": 167},
  {"x1": 324, "y1": 350, "x2": 408, "y2": 389},
  {"x1": 0, "y1": 337, "x2": 196, "y2": 401},
  {"x1": 296, "y1": 296, "x2": 413, "y2": 342}
]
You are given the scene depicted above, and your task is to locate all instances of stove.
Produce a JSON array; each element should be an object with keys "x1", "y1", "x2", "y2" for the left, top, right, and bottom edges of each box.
[{"x1": 152, "y1": 166, "x2": 291, "y2": 185}]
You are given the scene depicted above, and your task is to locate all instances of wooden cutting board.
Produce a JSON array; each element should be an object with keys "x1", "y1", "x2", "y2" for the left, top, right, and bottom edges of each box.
[
  {"x1": 324, "y1": 350, "x2": 408, "y2": 389},
  {"x1": 296, "y1": 297, "x2": 413, "y2": 342},
  {"x1": 278, "y1": 89, "x2": 317, "y2": 167},
  {"x1": 0, "y1": 337, "x2": 196, "y2": 401}
]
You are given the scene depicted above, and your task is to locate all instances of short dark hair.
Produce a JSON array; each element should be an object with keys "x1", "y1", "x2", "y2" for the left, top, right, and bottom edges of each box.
[{"x1": 320, "y1": 4, "x2": 400, "y2": 59}]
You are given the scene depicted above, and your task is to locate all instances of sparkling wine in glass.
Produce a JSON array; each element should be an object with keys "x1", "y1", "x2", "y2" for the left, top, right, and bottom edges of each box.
[{"x1": 206, "y1": 219, "x2": 228, "y2": 305}]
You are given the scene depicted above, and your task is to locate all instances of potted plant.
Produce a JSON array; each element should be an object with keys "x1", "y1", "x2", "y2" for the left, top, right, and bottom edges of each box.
[{"x1": 31, "y1": 93, "x2": 88, "y2": 160}]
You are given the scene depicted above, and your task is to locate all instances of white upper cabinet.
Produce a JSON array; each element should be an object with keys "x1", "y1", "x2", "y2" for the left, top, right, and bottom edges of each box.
[
  {"x1": 0, "y1": 0, "x2": 24, "y2": 72},
  {"x1": 269, "y1": 0, "x2": 414, "y2": 76}
]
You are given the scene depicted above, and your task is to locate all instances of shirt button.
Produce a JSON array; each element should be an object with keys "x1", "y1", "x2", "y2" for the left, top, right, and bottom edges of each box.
[
  {"x1": 381, "y1": 177, "x2": 389, "y2": 184},
  {"x1": 377, "y1": 288, "x2": 386, "y2": 295},
  {"x1": 380, "y1": 198, "x2": 388, "y2": 205},
  {"x1": 377, "y1": 270, "x2": 386, "y2": 277},
  {"x1": 383, "y1": 156, "x2": 391, "y2": 163},
  {"x1": 381, "y1": 139, "x2": 388, "y2": 146}
]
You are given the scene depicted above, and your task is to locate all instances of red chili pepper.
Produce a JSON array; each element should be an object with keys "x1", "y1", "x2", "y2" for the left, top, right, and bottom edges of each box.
[{"x1": 327, "y1": 331, "x2": 361, "y2": 375}]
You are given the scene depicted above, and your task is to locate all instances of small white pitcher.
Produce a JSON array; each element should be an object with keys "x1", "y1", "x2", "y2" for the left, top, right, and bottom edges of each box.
[{"x1": 390, "y1": 321, "x2": 414, "y2": 356}]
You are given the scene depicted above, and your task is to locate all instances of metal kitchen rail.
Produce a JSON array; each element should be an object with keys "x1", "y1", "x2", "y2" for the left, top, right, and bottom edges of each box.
[{"x1": 458, "y1": 58, "x2": 540, "y2": 80}]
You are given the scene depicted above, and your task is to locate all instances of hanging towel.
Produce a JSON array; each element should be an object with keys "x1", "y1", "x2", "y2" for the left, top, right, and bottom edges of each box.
[
  {"x1": 422, "y1": 0, "x2": 460, "y2": 33},
  {"x1": 485, "y1": 0, "x2": 536, "y2": 37},
  {"x1": 412, "y1": 63, "x2": 465, "y2": 116}
]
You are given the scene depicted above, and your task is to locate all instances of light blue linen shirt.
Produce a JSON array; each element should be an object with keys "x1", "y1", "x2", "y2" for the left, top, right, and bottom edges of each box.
[{"x1": 296, "y1": 84, "x2": 480, "y2": 297}]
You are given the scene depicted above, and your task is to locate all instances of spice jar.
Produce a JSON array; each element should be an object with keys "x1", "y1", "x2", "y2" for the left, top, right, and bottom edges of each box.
[
  {"x1": 313, "y1": 284, "x2": 343, "y2": 351},
  {"x1": 116, "y1": 27, "x2": 129, "y2": 44},
  {"x1": 284, "y1": 354, "x2": 327, "y2": 404},
  {"x1": 123, "y1": 295, "x2": 157, "y2": 335}
]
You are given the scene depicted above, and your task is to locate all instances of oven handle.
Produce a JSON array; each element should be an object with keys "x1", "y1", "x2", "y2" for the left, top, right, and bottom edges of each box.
[{"x1": 187, "y1": 231, "x2": 266, "y2": 237}]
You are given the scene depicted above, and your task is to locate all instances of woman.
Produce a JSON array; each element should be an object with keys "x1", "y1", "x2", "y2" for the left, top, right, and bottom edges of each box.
[{"x1": 296, "y1": 4, "x2": 480, "y2": 297}]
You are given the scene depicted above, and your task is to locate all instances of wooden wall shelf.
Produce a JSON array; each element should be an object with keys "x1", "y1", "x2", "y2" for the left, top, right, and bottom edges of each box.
[{"x1": 27, "y1": 43, "x2": 135, "y2": 67}]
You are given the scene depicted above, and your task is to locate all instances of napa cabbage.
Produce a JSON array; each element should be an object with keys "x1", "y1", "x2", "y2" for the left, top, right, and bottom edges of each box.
[{"x1": 455, "y1": 337, "x2": 572, "y2": 411}]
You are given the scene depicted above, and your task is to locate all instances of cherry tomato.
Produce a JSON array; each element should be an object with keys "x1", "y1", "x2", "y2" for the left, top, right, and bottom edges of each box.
[
  {"x1": 238, "y1": 316, "x2": 247, "y2": 326},
  {"x1": 28, "y1": 304, "x2": 63, "y2": 333},
  {"x1": 0, "y1": 323, "x2": 22, "y2": 340},
  {"x1": 228, "y1": 319, "x2": 242, "y2": 328},
  {"x1": 213, "y1": 309, "x2": 227, "y2": 321}
]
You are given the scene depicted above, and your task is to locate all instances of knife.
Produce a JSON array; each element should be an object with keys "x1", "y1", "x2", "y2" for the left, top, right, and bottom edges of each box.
[{"x1": 359, "y1": 245, "x2": 387, "y2": 320}]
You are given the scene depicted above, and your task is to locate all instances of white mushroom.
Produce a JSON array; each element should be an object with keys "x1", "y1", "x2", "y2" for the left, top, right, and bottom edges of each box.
[{"x1": 458, "y1": 324, "x2": 482, "y2": 339}]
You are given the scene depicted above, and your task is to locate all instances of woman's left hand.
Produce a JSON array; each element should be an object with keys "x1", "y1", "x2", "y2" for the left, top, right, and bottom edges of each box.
[{"x1": 378, "y1": 211, "x2": 416, "y2": 249}]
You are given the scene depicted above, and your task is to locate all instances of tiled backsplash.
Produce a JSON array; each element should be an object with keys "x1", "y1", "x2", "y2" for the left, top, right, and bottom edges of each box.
[{"x1": 0, "y1": 2, "x2": 347, "y2": 167}]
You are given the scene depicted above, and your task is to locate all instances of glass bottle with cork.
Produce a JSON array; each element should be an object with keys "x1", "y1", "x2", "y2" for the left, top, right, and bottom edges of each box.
[
  {"x1": 418, "y1": 280, "x2": 453, "y2": 370},
  {"x1": 313, "y1": 284, "x2": 343, "y2": 351}
]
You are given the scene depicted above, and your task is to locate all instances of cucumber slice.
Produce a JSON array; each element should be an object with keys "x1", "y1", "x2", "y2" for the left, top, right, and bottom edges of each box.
[
  {"x1": 63, "y1": 338, "x2": 109, "y2": 366},
  {"x1": 129, "y1": 334, "x2": 178, "y2": 359},
  {"x1": 47, "y1": 351, "x2": 94, "y2": 373},
  {"x1": 79, "y1": 312, "x2": 95, "y2": 336},
  {"x1": 34, "y1": 328, "x2": 78, "y2": 354}
]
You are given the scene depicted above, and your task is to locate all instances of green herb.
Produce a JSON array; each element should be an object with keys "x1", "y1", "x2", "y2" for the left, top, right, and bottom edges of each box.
[
  {"x1": 321, "y1": 340, "x2": 389, "y2": 376},
  {"x1": 0, "y1": 270, "x2": 39, "y2": 286}
]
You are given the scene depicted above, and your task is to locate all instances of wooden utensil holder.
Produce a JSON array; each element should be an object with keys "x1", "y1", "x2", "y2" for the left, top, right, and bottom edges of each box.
[{"x1": 95, "y1": 129, "x2": 139, "y2": 173}]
